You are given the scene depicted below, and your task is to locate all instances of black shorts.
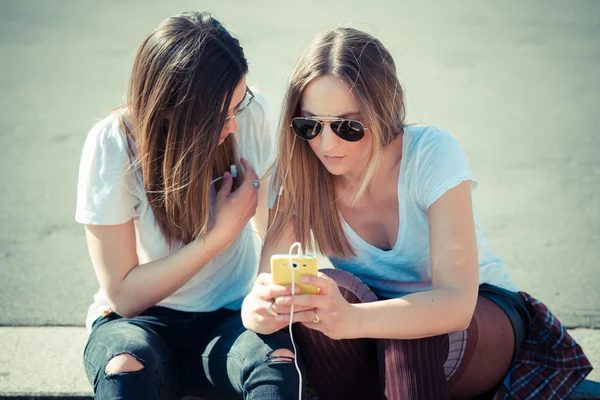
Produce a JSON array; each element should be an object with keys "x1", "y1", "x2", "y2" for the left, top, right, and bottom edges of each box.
[{"x1": 479, "y1": 283, "x2": 531, "y2": 363}]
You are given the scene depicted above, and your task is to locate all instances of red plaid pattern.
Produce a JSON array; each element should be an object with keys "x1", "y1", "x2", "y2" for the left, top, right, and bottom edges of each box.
[{"x1": 493, "y1": 292, "x2": 593, "y2": 399}]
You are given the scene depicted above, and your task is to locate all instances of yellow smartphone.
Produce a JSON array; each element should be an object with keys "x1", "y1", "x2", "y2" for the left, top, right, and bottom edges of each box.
[{"x1": 270, "y1": 254, "x2": 319, "y2": 294}]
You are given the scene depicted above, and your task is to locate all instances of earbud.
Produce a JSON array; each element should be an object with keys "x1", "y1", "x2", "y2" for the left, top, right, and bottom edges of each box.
[{"x1": 209, "y1": 165, "x2": 238, "y2": 186}]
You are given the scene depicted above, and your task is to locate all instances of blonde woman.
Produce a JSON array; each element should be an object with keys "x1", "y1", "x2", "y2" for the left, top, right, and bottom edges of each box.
[
  {"x1": 77, "y1": 12, "x2": 305, "y2": 399},
  {"x1": 242, "y1": 28, "x2": 591, "y2": 399}
]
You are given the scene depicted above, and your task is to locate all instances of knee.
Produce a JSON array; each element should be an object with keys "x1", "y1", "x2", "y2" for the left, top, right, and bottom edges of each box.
[
  {"x1": 322, "y1": 269, "x2": 377, "y2": 303},
  {"x1": 235, "y1": 330, "x2": 300, "y2": 371},
  {"x1": 104, "y1": 353, "x2": 144, "y2": 375},
  {"x1": 268, "y1": 348, "x2": 295, "y2": 363}
]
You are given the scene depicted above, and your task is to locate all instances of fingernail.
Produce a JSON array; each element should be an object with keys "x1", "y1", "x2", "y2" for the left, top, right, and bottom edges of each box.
[
  {"x1": 276, "y1": 315, "x2": 286, "y2": 321},
  {"x1": 299, "y1": 276, "x2": 309, "y2": 283}
]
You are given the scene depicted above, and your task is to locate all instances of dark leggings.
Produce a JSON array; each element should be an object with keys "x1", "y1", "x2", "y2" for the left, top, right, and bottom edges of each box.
[{"x1": 294, "y1": 269, "x2": 525, "y2": 400}]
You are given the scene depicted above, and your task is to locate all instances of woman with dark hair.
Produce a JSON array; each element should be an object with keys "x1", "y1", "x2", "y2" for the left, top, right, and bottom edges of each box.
[{"x1": 76, "y1": 12, "x2": 303, "y2": 399}]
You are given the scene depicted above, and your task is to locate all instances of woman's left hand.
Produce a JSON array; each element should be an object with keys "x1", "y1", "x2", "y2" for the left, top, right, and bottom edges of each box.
[{"x1": 273, "y1": 272, "x2": 360, "y2": 340}]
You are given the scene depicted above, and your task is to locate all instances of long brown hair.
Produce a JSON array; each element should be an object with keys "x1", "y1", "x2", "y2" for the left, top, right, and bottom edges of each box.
[
  {"x1": 266, "y1": 28, "x2": 406, "y2": 258},
  {"x1": 120, "y1": 12, "x2": 247, "y2": 245}
]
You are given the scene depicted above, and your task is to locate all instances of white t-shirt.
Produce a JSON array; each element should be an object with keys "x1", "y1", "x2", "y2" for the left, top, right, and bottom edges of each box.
[
  {"x1": 76, "y1": 88, "x2": 276, "y2": 330},
  {"x1": 329, "y1": 125, "x2": 518, "y2": 297},
  {"x1": 266, "y1": 125, "x2": 517, "y2": 296}
]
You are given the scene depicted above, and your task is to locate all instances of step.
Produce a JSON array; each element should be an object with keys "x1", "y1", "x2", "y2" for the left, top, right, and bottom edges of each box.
[{"x1": 0, "y1": 327, "x2": 597, "y2": 399}]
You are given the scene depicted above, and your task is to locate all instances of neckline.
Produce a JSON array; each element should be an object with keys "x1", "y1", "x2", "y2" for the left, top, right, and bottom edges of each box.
[{"x1": 339, "y1": 130, "x2": 408, "y2": 253}]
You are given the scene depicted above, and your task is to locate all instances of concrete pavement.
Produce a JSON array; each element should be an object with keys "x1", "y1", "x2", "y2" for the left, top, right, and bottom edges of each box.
[{"x1": 1, "y1": 0, "x2": 599, "y2": 328}]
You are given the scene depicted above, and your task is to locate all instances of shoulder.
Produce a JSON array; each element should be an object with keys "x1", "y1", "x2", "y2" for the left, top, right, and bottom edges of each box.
[
  {"x1": 79, "y1": 110, "x2": 135, "y2": 182},
  {"x1": 403, "y1": 125, "x2": 461, "y2": 155},
  {"x1": 84, "y1": 111, "x2": 131, "y2": 155},
  {"x1": 76, "y1": 111, "x2": 140, "y2": 225},
  {"x1": 402, "y1": 125, "x2": 468, "y2": 172},
  {"x1": 403, "y1": 125, "x2": 476, "y2": 208}
]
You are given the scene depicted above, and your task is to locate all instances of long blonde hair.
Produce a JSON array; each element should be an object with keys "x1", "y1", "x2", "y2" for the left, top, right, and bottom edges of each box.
[
  {"x1": 266, "y1": 28, "x2": 406, "y2": 258},
  {"x1": 120, "y1": 12, "x2": 245, "y2": 245}
]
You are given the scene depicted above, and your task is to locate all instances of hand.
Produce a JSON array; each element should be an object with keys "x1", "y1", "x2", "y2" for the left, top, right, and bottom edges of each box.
[
  {"x1": 273, "y1": 272, "x2": 360, "y2": 340},
  {"x1": 241, "y1": 273, "x2": 314, "y2": 335},
  {"x1": 212, "y1": 158, "x2": 259, "y2": 248}
]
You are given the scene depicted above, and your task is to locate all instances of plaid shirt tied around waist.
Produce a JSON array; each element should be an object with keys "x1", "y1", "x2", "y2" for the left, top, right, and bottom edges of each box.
[{"x1": 493, "y1": 292, "x2": 593, "y2": 399}]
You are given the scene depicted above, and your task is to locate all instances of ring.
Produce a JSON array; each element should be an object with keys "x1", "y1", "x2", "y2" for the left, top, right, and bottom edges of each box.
[
  {"x1": 267, "y1": 301, "x2": 278, "y2": 317},
  {"x1": 312, "y1": 312, "x2": 320, "y2": 324},
  {"x1": 252, "y1": 180, "x2": 260, "y2": 189}
]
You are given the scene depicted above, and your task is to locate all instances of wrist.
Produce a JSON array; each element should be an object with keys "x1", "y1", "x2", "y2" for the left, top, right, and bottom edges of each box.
[
  {"x1": 207, "y1": 223, "x2": 234, "y2": 251},
  {"x1": 187, "y1": 227, "x2": 229, "y2": 263},
  {"x1": 345, "y1": 303, "x2": 366, "y2": 339}
]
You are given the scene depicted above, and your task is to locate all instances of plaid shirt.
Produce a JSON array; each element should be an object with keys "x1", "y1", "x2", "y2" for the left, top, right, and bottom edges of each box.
[{"x1": 494, "y1": 292, "x2": 593, "y2": 399}]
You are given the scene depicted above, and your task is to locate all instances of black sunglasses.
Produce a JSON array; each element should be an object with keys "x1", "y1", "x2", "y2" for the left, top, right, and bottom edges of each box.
[{"x1": 290, "y1": 117, "x2": 367, "y2": 142}]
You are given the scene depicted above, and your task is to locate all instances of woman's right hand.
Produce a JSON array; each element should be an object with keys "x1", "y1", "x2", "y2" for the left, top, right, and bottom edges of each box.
[
  {"x1": 241, "y1": 273, "x2": 315, "y2": 335},
  {"x1": 212, "y1": 157, "x2": 260, "y2": 248}
]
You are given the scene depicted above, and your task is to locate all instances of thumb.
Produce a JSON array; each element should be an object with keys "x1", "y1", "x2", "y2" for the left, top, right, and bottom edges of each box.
[
  {"x1": 216, "y1": 172, "x2": 233, "y2": 200},
  {"x1": 256, "y1": 272, "x2": 273, "y2": 286}
]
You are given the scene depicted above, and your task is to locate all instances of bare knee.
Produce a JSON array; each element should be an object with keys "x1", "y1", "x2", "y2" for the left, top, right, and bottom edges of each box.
[
  {"x1": 269, "y1": 348, "x2": 295, "y2": 363},
  {"x1": 105, "y1": 353, "x2": 144, "y2": 375}
]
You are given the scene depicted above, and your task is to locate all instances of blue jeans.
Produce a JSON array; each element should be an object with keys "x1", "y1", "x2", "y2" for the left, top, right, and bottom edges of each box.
[{"x1": 83, "y1": 306, "x2": 305, "y2": 399}]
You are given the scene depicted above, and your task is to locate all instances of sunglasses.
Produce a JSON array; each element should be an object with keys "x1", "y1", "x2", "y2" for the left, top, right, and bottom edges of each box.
[
  {"x1": 290, "y1": 117, "x2": 367, "y2": 142},
  {"x1": 225, "y1": 87, "x2": 255, "y2": 121}
]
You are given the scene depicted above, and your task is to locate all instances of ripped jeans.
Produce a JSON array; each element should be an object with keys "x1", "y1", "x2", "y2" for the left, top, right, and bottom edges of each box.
[{"x1": 83, "y1": 306, "x2": 305, "y2": 400}]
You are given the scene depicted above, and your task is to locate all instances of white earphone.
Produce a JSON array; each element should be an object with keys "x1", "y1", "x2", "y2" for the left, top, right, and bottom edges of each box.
[{"x1": 210, "y1": 164, "x2": 238, "y2": 185}]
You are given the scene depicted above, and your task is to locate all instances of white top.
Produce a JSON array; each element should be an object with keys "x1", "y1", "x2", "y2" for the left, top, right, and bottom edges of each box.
[
  {"x1": 327, "y1": 125, "x2": 519, "y2": 297},
  {"x1": 76, "y1": 89, "x2": 276, "y2": 330}
]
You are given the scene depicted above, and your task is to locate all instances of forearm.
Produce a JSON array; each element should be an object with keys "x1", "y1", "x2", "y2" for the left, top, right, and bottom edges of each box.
[
  {"x1": 353, "y1": 287, "x2": 476, "y2": 340},
  {"x1": 110, "y1": 230, "x2": 227, "y2": 317}
]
